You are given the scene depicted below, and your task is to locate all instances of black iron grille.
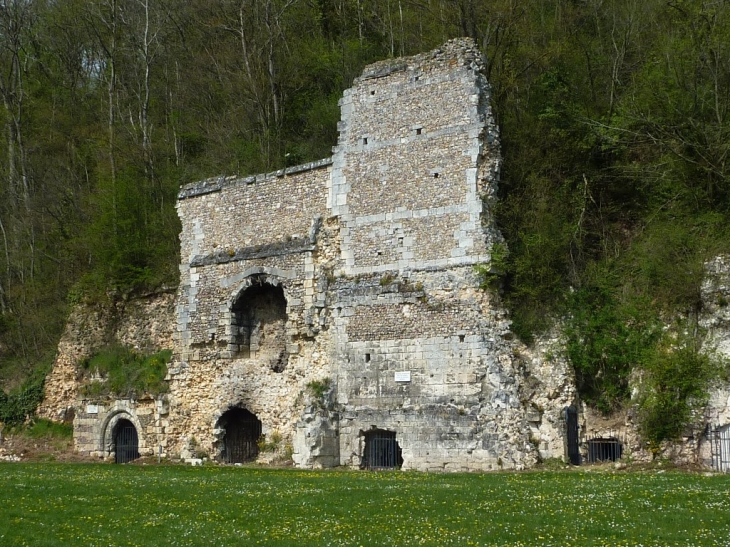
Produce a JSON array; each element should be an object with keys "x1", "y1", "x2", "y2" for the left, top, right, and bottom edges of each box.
[
  {"x1": 114, "y1": 420, "x2": 140, "y2": 464},
  {"x1": 362, "y1": 430, "x2": 403, "y2": 470}
]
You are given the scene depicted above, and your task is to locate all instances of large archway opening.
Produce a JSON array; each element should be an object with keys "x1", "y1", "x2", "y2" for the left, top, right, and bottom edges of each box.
[
  {"x1": 361, "y1": 429, "x2": 403, "y2": 470},
  {"x1": 218, "y1": 408, "x2": 262, "y2": 463},
  {"x1": 231, "y1": 278, "x2": 287, "y2": 370},
  {"x1": 113, "y1": 419, "x2": 140, "y2": 464}
]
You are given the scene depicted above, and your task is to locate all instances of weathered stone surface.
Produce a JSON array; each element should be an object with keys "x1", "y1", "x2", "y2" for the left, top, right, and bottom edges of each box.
[
  {"x1": 38, "y1": 291, "x2": 175, "y2": 429},
  {"x1": 166, "y1": 38, "x2": 541, "y2": 471},
  {"x1": 39, "y1": 40, "x2": 730, "y2": 472},
  {"x1": 41, "y1": 39, "x2": 576, "y2": 470}
]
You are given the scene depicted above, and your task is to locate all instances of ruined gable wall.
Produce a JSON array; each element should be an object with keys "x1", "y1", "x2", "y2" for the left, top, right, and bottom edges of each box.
[
  {"x1": 169, "y1": 39, "x2": 557, "y2": 470},
  {"x1": 324, "y1": 40, "x2": 538, "y2": 471}
]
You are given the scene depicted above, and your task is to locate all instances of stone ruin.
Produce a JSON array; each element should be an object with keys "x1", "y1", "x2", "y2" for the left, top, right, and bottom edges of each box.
[
  {"x1": 36, "y1": 38, "x2": 730, "y2": 471},
  {"x1": 162, "y1": 37, "x2": 560, "y2": 471}
]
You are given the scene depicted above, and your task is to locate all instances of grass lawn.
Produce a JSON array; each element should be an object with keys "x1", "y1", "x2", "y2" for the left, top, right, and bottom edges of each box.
[{"x1": 1, "y1": 463, "x2": 729, "y2": 546}]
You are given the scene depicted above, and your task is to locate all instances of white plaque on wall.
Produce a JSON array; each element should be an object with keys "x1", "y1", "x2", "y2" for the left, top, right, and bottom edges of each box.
[
  {"x1": 86, "y1": 404, "x2": 99, "y2": 414},
  {"x1": 394, "y1": 371, "x2": 411, "y2": 382}
]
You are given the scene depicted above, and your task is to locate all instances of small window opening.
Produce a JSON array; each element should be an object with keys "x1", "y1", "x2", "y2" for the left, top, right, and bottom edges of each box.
[
  {"x1": 370, "y1": 90, "x2": 376, "y2": 95},
  {"x1": 217, "y1": 407, "x2": 262, "y2": 463},
  {"x1": 361, "y1": 429, "x2": 403, "y2": 470},
  {"x1": 365, "y1": 353, "x2": 371, "y2": 363},
  {"x1": 398, "y1": 237, "x2": 404, "y2": 246},
  {"x1": 415, "y1": 128, "x2": 422, "y2": 136},
  {"x1": 459, "y1": 334, "x2": 465, "y2": 343},
  {"x1": 433, "y1": 172, "x2": 439, "y2": 179},
  {"x1": 363, "y1": 137, "x2": 368, "y2": 145}
]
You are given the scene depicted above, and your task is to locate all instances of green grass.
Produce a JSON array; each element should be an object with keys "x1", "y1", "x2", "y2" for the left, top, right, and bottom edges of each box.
[
  {"x1": 0, "y1": 465, "x2": 729, "y2": 546},
  {"x1": 23, "y1": 419, "x2": 73, "y2": 439}
]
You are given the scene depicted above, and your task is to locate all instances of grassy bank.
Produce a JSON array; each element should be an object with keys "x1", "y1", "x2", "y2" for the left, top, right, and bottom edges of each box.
[{"x1": 1, "y1": 464, "x2": 729, "y2": 546}]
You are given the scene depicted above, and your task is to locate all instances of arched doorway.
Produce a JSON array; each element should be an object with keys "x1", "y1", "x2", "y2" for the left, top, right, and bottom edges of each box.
[
  {"x1": 218, "y1": 408, "x2": 262, "y2": 463},
  {"x1": 231, "y1": 278, "x2": 287, "y2": 370},
  {"x1": 362, "y1": 429, "x2": 403, "y2": 470},
  {"x1": 114, "y1": 419, "x2": 140, "y2": 464}
]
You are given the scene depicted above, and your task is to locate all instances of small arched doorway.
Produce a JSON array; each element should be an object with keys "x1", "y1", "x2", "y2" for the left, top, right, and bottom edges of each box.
[
  {"x1": 218, "y1": 408, "x2": 262, "y2": 463},
  {"x1": 114, "y1": 419, "x2": 140, "y2": 464},
  {"x1": 362, "y1": 429, "x2": 403, "y2": 470}
]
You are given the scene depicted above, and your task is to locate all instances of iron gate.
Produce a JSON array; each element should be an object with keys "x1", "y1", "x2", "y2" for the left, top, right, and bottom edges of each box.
[
  {"x1": 222, "y1": 409, "x2": 262, "y2": 463},
  {"x1": 710, "y1": 425, "x2": 730, "y2": 472},
  {"x1": 564, "y1": 406, "x2": 581, "y2": 465},
  {"x1": 114, "y1": 420, "x2": 140, "y2": 464},
  {"x1": 587, "y1": 437, "x2": 622, "y2": 463},
  {"x1": 362, "y1": 430, "x2": 403, "y2": 470}
]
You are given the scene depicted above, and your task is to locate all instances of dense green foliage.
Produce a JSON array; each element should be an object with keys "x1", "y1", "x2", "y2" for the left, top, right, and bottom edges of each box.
[
  {"x1": 1, "y1": 0, "x2": 730, "y2": 443},
  {"x1": 0, "y1": 356, "x2": 51, "y2": 426},
  {"x1": 639, "y1": 333, "x2": 729, "y2": 448},
  {"x1": 564, "y1": 289, "x2": 660, "y2": 414},
  {"x1": 1, "y1": 465, "x2": 729, "y2": 546},
  {"x1": 80, "y1": 346, "x2": 170, "y2": 398}
]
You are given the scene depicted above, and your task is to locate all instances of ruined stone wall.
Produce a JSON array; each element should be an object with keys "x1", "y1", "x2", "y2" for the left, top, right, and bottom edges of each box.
[
  {"x1": 167, "y1": 38, "x2": 552, "y2": 471},
  {"x1": 698, "y1": 255, "x2": 730, "y2": 468},
  {"x1": 331, "y1": 269, "x2": 537, "y2": 471},
  {"x1": 38, "y1": 291, "x2": 175, "y2": 458},
  {"x1": 38, "y1": 292, "x2": 175, "y2": 423},
  {"x1": 330, "y1": 41, "x2": 500, "y2": 276},
  {"x1": 169, "y1": 163, "x2": 336, "y2": 460}
]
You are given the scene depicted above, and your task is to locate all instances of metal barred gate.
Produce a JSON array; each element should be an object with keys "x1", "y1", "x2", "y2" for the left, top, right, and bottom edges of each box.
[
  {"x1": 587, "y1": 437, "x2": 623, "y2": 463},
  {"x1": 362, "y1": 430, "x2": 403, "y2": 470},
  {"x1": 114, "y1": 420, "x2": 140, "y2": 464},
  {"x1": 710, "y1": 425, "x2": 730, "y2": 472},
  {"x1": 221, "y1": 409, "x2": 262, "y2": 464}
]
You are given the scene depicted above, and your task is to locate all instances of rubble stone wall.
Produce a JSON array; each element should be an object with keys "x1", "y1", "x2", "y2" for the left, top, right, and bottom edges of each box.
[
  {"x1": 42, "y1": 39, "x2": 576, "y2": 470},
  {"x1": 38, "y1": 291, "x2": 175, "y2": 457},
  {"x1": 167, "y1": 39, "x2": 552, "y2": 471}
]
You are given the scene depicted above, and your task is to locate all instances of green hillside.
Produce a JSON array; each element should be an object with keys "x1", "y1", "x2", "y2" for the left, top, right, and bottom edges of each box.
[{"x1": 1, "y1": 0, "x2": 729, "y2": 443}]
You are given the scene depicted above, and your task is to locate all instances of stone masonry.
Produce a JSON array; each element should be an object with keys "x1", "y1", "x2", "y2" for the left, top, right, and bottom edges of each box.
[
  {"x1": 37, "y1": 38, "x2": 578, "y2": 469},
  {"x1": 37, "y1": 38, "x2": 730, "y2": 471},
  {"x1": 167, "y1": 38, "x2": 552, "y2": 471}
]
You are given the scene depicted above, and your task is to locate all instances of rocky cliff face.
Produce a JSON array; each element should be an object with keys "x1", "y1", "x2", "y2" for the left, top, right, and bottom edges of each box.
[{"x1": 38, "y1": 291, "x2": 176, "y2": 422}]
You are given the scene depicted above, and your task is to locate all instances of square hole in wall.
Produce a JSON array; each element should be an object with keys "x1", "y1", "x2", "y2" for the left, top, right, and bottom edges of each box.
[
  {"x1": 365, "y1": 353, "x2": 371, "y2": 362},
  {"x1": 433, "y1": 172, "x2": 439, "y2": 179},
  {"x1": 363, "y1": 137, "x2": 368, "y2": 145},
  {"x1": 415, "y1": 127, "x2": 422, "y2": 136}
]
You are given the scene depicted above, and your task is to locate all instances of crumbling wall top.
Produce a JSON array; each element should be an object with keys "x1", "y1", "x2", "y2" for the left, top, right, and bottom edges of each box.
[
  {"x1": 357, "y1": 37, "x2": 484, "y2": 82},
  {"x1": 178, "y1": 157, "x2": 333, "y2": 200}
]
